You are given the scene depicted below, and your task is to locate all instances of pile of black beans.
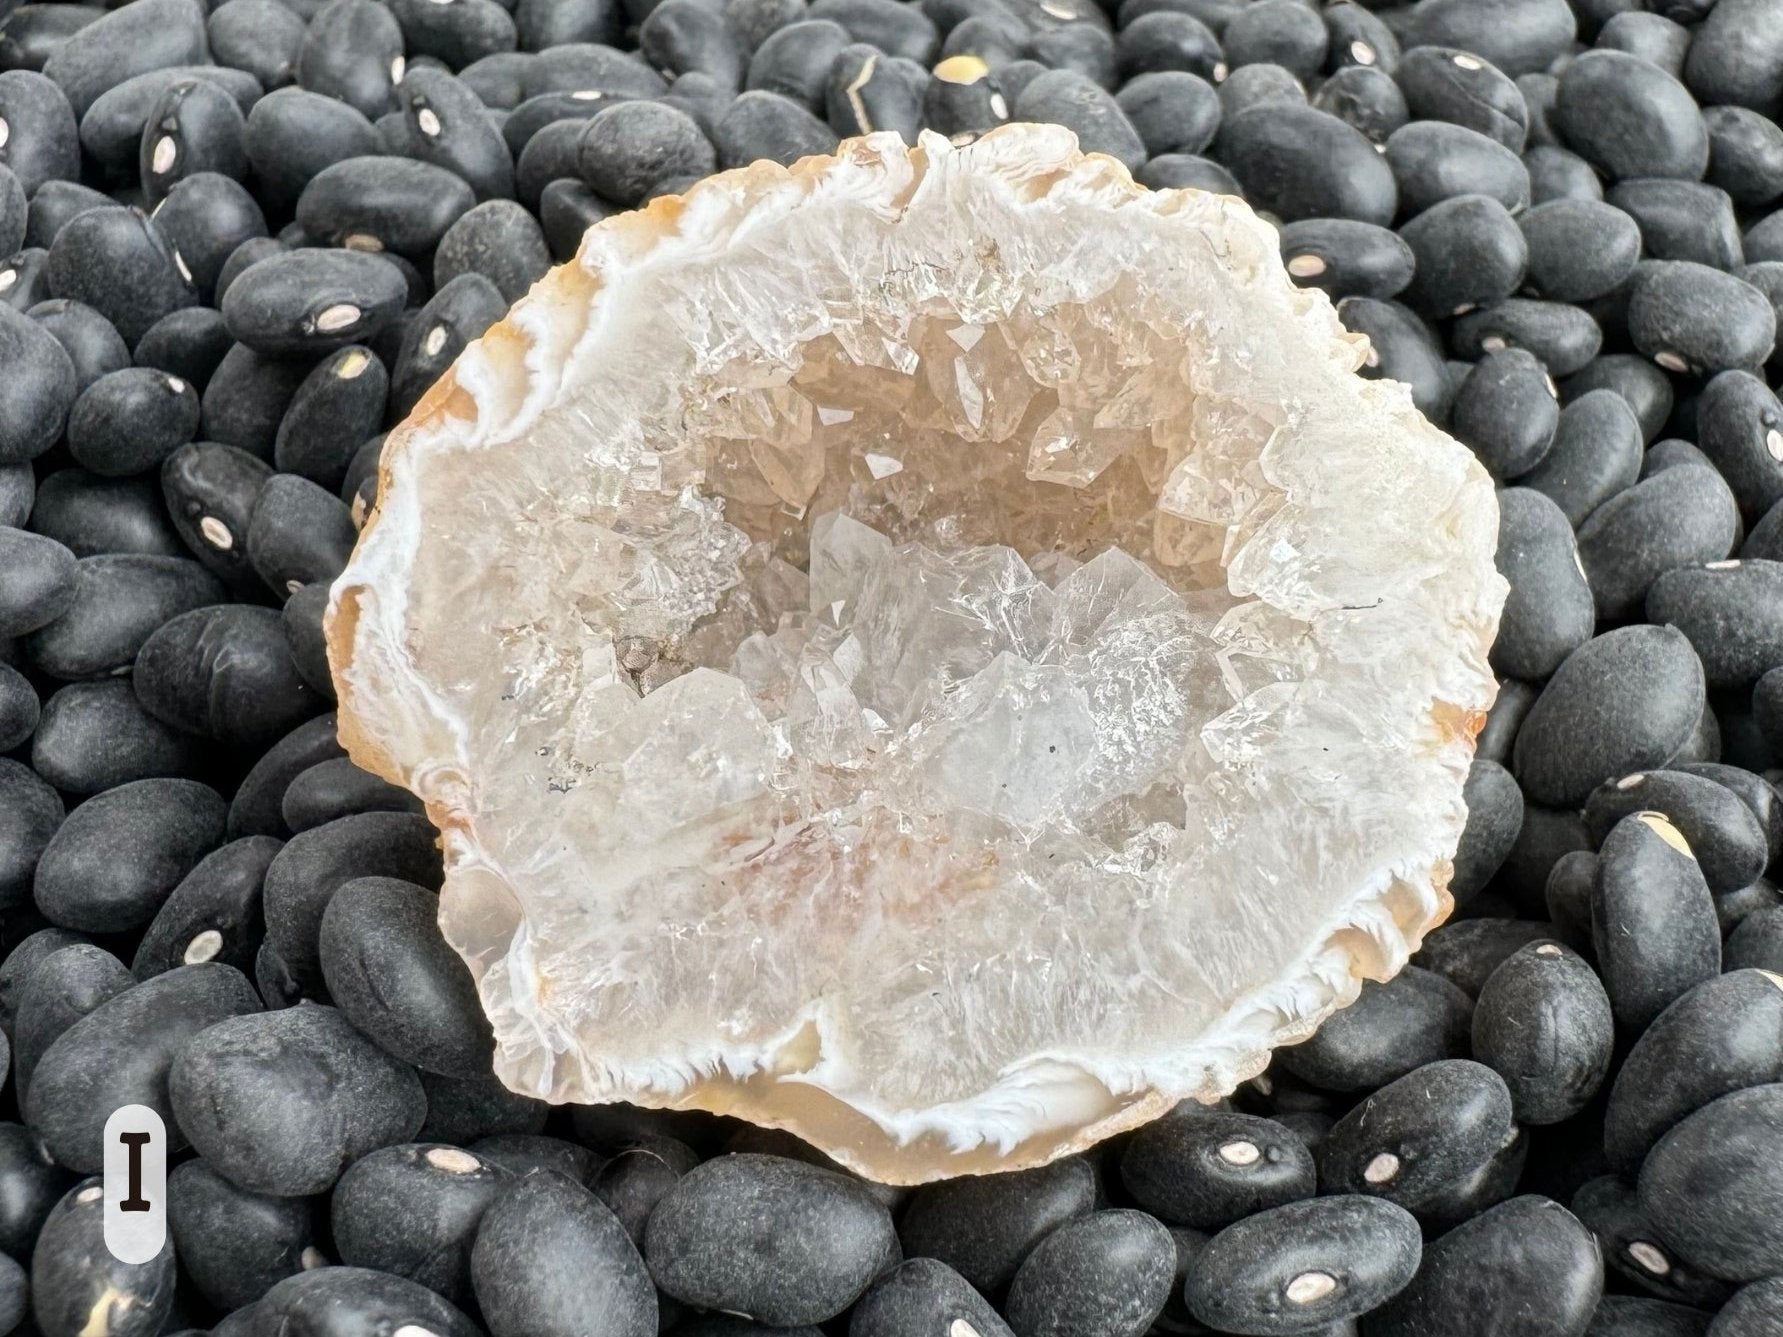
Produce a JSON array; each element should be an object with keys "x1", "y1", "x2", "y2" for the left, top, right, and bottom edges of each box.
[{"x1": 8, "y1": 0, "x2": 1783, "y2": 1332}]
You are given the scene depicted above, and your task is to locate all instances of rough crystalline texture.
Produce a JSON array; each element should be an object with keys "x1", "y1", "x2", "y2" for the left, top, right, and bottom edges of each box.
[{"x1": 327, "y1": 125, "x2": 1506, "y2": 1184}]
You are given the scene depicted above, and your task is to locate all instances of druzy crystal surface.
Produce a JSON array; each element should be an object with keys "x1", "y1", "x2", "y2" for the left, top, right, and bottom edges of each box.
[{"x1": 329, "y1": 126, "x2": 1505, "y2": 1182}]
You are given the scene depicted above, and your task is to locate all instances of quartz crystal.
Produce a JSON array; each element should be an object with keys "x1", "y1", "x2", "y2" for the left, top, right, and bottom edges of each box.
[{"x1": 328, "y1": 125, "x2": 1506, "y2": 1183}]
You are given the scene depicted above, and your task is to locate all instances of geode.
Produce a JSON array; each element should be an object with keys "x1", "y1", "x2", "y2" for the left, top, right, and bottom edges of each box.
[{"x1": 328, "y1": 125, "x2": 1505, "y2": 1184}]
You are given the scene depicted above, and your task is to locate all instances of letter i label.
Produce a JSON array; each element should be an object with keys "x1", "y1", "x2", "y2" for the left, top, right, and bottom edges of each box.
[{"x1": 103, "y1": 1104, "x2": 167, "y2": 1263}]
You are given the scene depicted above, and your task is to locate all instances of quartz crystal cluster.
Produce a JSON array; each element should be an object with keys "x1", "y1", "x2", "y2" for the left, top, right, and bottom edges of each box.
[{"x1": 328, "y1": 125, "x2": 1506, "y2": 1183}]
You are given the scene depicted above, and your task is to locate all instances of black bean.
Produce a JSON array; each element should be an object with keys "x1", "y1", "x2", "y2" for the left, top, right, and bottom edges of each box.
[
  {"x1": 1517, "y1": 199, "x2": 1642, "y2": 305},
  {"x1": 283, "y1": 757, "x2": 420, "y2": 831},
  {"x1": 399, "y1": 68, "x2": 516, "y2": 203},
  {"x1": 1580, "y1": 463, "x2": 1739, "y2": 619},
  {"x1": 1493, "y1": 485, "x2": 1596, "y2": 682},
  {"x1": 271, "y1": 346, "x2": 388, "y2": 493},
  {"x1": 0, "y1": 525, "x2": 75, "y2": 640},
  {"x1": 131, "y1": 834, "x2": 280, "y2": 980},
  {"x1": 1369, "y1": 1195, "x2": 1603, "y2": 1337},
  {"x1": 1209, "y1": 1, "x2": 1316, "y2": 81},
  {"x1": 1182, "y1": 1195, "x2": 1420, "y2": 1336},
  {"x1": 1108, "y1": 70, "x2": 1215, "y2": 157},
  {"x1": 1453, "y1": 298, "x2": 1604, "y2": 377},
  {"x1": 1336, "y1": 296, "x2": 1449, "y2": 419},
  {"x1": 44, "y1": 205, "x2": 194, "y2": 346},
  {"x1": 64, "y1": 365, "x2": 198, "y2": 478},
  {"x1": 1274, "y1": 218, "x2": 1411, "y2": 301},
  {"x1": 1387, "y1": 119, "x2": 1530, "y2": 216},
  {"x1": 280, "y1": 582, "x2": 333, "y2": 701},
  {"x1": 319, "y1": 875, "x2": 491, "y2": 1078},
  {"x1": 0, "y1": 658, "x2": 35, "y2": 751},
  {"x1": 513, "y1": 0, "x2": 621, "y2": 51},
  {"x1": 25, "y1": 552, "x2": 225, "y2": 680},
  {"x1": 1213, "y1": 102, "x2": 1393, "y2": 225},
  {"x1": 1593, "y1": 812, "x2": 1722, "y2": 1032},
  {"x1": 0, "y1": 69, "x2": 79, "y2": 196},
  {"x1": 1610, "y1": 179, "x2": 1743, "y2": 271},
  {"x1": 243, "y1": 473, "x2": 357, "y2": 597},
  {"x1": 1539, "y1": 847, "x2": 1597, "y2": 950},
  {"x1": 501, "y1": 90, "x2": 610, "y2": 159},
  {"x1": 898, "y1": 1157, "x2": 1093, "y2": 1299},
  {"x1": 1597, "y1": 11, "x2": 1692, "y2": 78},
  {"x1": 802, "y1": 0, "x2": 933, "y2": 65},
  {"x1": 919, "y1": 56, "x2": 1008, "y2": 139},
  {"x1": 1451, "y1": 758, "x2": 1527, "y2": 900},
  {"x1": 253, "y1": 1265, "x2": 480, "y2": 1337},
  {"x1": 157, "y1": 180, "x2": 272, "y2": 317},
  {"x1": 1317, "y1": 1059, "x2": 1517, "y2": 1218},
  {"x1": 1120, "y1": 1109, "x2": 1313, "y2": 1232},
  {"x1": 1282, "y1": 965, "x2": 1474, "y2": 1092},
  {"x1": 220, "y1": 251, "x2": 406, "y2": 361},
  {"x1": 416, "y1": 1071, "x2": 547, "y2": 1147},
  {"x1": 1306, "y1": 63, "x2": 1404, "y2": 144},
  {"x1": 389, "y1": 272, "x2": 507, "y2": 416},
  {"x1": 575, "y1": 100, "x2": 713, "y2": 209},
  {"x1": 1450, "y1": 355, "x2": 1554, "y2": 487},
  {"x1": 0, "y1": 246, "x2": 52, "y2": 312},
  {"x1": 1586, "y1": 769, "x2": 1769, "y2": 894},
  {"x1": 172, "y1": 1002, "x2": 428, "y2": 1195},
  {"x1": 1695, "y1": 370, "x2": 1783, "y2": 522},
  {"x1": 0, "y1": 927, "x2": 84, "y2": 1032},
  {"x1": 1215, "y1": 63, "x2": 1304, "y2": 119},
  {"x1": 0, "y1": 1122, "x2": 67, "y2": 1281},
  {"x1": 1648, "y1": 560, "x2": 1783, "y2": 690},
  {"x1": 207, "y1": 0, "x2": 306, "y2": 92},
  {"x1": 1727, "y1": 904, "x2": 1783, "y2": 971},
  {"x1": 134, "y1": 603, "x2": 325, "y2": 746},
  {"x1": 30, "y1": 298, "x2": 132, "y2": 402},
  {"x1": 1572, "y1": 1176, "x2": 1731, "y2": 1311},
  {"x1": 390, "y1": 0, "x2": 519, "y2": 70},
  {"x1": 32, "y1": 678, "x2": 203, "y2": 793},
  {"x1": 462, "y1": 1168, "x2": 656, "y2": 1337},
  {"x1": 999, "y1": 1209, "x2": 1171, "y2": 1337},
  {"x1": 0, "y1": 302, "x2": 74, "y2": 465},
  {"x1": 1412, "y1": 917, "x2": 1557, "y2": 998},
  {"x1": 747, "y1": 19, "x2": 851, "y2": 112},
  {"x1": 469, "y1": 1133, "x2": 596, "y2": 1182},
  {"x1": 25, "y1": 961, "x2": 259, "y2": 1171},
  {"x1": 1682, "y1": 0, "x2": 1783, "y2": 112},
  {"x1": 10, "y1": 943, "x2": 132, "y2": 1106},
  {"x1": 713, "y1": 87, "x2": 839, "y2": 167},
  {"x1": 525, "y1": 43, "x2": 669, "y2": 99},
  {"x1": 1404, "y1": 0, "x2": 1577, "y2": 78},
  {"x1": 1701, "y1": 106, "x2": 1783, "y2": 210},
  {"x1": 261, "y1": 810, "x2": 442, "y2": 989},
  {"x1": 0, "y1": 5, "x2": 104, "y2": 78},
  {"x1": 330, "y1": 1142, "x2": 509, "y2": 1303},
  {"x1": 641, "y1": 0, "x2": 745, "y2": 91},
  {"x1": 30, "y1": 1180, "x2": 177, "y2": 1337},
  {"x1": 40, "y1": 0, "x2": 209, "y2": 119},
  {"x1": 1710, "y1": 1278, "x2": 1783, "y2": 1335},
  {"x1": 1473, "y1": 941, "x2": 1613, "y2": 1125},
  {"x1": 297, "y1": 0, "x2": 405, "y2": 120},
  {"x1": 162, "y1": 439, "x2": 276, "y2": 594},
  {"x1": 78, "y1": 67, "x2": 256, "y2": 177},
  {"x1": 244, "y1": 88, "x2": 381, "y2": 217},
  {"x1": 592, "y1": 1145, "x2": 687, "y2": 1244},
  {"x1": 851, "y1": 1258, "x2": 1014, "y2": 1337},
  {"x1": 1396, "y1": 46, "x2": 1527, "y2": 151},
  {"x1": 429, "y1": 200, "x2": 549, "y2": 308},
  {"x1": 1639, "y1": 1083, "x2": 1783, "y2": 1282},
  {"x1": 1399, "y1": 193, "x2": 1529, "y2": 318},
  {"x1": 646, "y1": 1153, "x2": 895, "y2": 1324},
  {"x1": 1554, "y1": 49, "x2": 1707, "y2": 183},
  {"x1": 30, "y1": 472, "x2": 176, "y2": 563},
  {"x1": 167, "y1": 1158, "x2": 313, "y2": 1313},
  {"x1": 1628, "y1": 261, "x2": 1777, "y2": 376},
  {"x1": 215, "y1": 238, "x2": 287, "y2": 311},
  {"x1": 1564, "y1": 354, "x2": 1675, "y2": 444},
  {"x1": 299, "y1": 157, "x2": 479, "y2": 261},
  {"x1": 1515, "y1": 391, "x2": 1641, "y2": 532},
  {"x1": 1133, "y1": 151, "x2": 1237, "y2": 193},
  {"x1": 140, "y1": 76, "x2": 247, "y2": 207},
  {"x1": 1526, "y1": 143, "x2": 1606, "y2": 206},
  {"x1": 823, "y1": 45, "x2": 923, "y2": 140},
  {"x1": 228, "y1": 712, "x2": 346, "y2": 840}
]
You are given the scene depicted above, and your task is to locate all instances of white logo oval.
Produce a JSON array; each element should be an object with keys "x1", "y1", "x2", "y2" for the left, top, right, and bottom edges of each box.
[{"x1": 103, "y1": 1105, "x2": 167, "y2": 1264}]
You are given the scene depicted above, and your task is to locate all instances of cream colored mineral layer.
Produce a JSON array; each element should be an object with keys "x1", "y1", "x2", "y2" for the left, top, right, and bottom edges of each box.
[{"x1": 327, "y1": 124, "x2": 1506, "y2": 1184}]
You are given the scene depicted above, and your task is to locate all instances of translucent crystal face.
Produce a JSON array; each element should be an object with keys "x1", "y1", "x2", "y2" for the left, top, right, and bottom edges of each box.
[{"x1": 333, "y1": 128, "x2": 1504, "y2": 1181}]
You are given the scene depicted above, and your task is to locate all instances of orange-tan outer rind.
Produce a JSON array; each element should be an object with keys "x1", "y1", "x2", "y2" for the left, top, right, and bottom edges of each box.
[{"x1": 326, "y1": 124, "x2": 1504, "y2": 1184}]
